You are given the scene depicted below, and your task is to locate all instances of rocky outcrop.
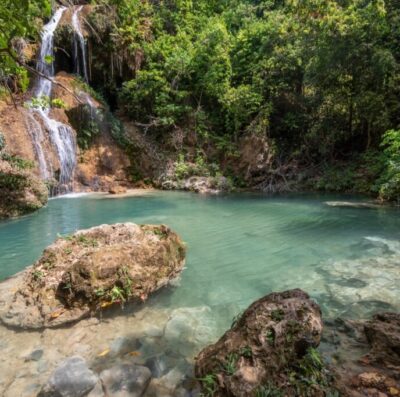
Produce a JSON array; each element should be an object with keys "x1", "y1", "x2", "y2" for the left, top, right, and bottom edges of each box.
[
  {"x1": 331, "y1": 312, "x2": 400, "y2": 397},
  {"x1": 194, "y1": 289, "x2": 334, "y2": 397},
  {"x1": 162, "y1": 175, "x2": 232, "y2": 195},
  {"x1": 0, "y1": 153, "x2": 48, "y2": 218},
  {"x1": 0, "y1": 223, "x2": 185, "y2": 329}
]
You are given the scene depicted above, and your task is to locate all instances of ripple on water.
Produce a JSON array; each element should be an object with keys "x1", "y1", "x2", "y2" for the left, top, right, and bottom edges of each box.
[{"x1": 1, "y1": 192, "x2": 400, "y2": 394}]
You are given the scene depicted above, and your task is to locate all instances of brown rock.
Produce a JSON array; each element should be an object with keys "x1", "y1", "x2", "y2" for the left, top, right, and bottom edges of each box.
[
  {"x1": 364, "y1": 313, "x2": 400, "y2": 366},
  {"x1": 108, "y1": 185, "x2": 127, "y2": 195},
  {"x1": 0, "y1": 223, "x2": 185, "y2": 329},
  {"x1": 195, "y1": 289, "x2": 330, "y2": 397}
]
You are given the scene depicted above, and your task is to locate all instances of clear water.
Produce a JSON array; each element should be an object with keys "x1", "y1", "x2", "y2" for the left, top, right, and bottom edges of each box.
[{"x1": 1, "y1": 191, "x2": 400, "y2": 324}]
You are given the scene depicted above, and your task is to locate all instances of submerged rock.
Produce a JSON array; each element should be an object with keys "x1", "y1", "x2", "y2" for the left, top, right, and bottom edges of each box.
[
  {"x1": 0, "y1": 156, "x2": 48, "y2": 219},
  {"x1": 0, "y1": 223, "x2": 185, "y2": 329},
  {"x1": 195, "y1": 289, "x2": 333, "y2": 396},
  {"x1": 38, "y1": 356, "x2": 98, "y2": 397},
  {"x1": 99, "y1": 363, "x2": 152, "y2": 397},
  {"x1": 164, "y1": 306, "x2": 219, "y2": 357},
  {"x1": 325, "y1": 201, "x2": 385, "y2": 209}
]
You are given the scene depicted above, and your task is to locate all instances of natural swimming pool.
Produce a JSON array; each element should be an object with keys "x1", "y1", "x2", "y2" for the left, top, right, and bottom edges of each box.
[{"x1": 0, "y1": 191, "x2": 399, "y2": 395}]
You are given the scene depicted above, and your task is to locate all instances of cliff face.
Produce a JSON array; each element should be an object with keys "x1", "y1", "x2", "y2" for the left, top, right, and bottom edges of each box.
[{"x1": 0, "y1": 73, "x2": 132, "y2": 195}]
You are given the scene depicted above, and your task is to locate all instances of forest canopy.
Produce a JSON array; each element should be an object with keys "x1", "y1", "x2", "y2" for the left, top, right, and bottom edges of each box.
[{"x1": 1, "y1": 0, "x2": 400, "y2": 199}]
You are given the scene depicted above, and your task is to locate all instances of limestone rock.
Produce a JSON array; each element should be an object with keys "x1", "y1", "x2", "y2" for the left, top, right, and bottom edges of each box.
[
  {"x1": 195, "y1": 289, "x2": 327, "y2": 396},
  {"x1": 38, "y1": 356, "x2": 98, "y2": 397},
  {"x1": 99, "y1": 363, "x2": 151, "y2": 397},
  {"x1": 0, "y1": 223, "x2": 186, "y2": 329}
]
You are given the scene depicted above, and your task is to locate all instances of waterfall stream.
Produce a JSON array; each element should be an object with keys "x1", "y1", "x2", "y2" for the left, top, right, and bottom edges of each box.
[
  {"x1": 30, "y1": 7, "x2": 77, "y2": 194},
  {"x1": 24, "y1": 111, "x2": 51, "y2": 180},
  {"x1": 72, "y1": 6, "x2": 89, "y2": 83}
]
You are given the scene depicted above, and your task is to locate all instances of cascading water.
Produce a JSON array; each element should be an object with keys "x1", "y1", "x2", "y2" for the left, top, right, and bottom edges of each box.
[
  {"x1": 32, "y1": 7, "x2": 77, "y2": 194},
  {"x1": 72, "y1": 6, "x2": 89, "y2": 83},
  {"x1": 24, "y1": 111, "x2": 52, "y2": 180}
]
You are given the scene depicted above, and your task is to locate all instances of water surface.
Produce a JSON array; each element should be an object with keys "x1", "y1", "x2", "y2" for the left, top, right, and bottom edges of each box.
[{"x1": 1, "y1": 191, "x2": 399, "y2": 321}]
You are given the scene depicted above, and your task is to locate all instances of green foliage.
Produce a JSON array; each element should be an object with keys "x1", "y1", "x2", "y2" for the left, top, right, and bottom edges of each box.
[
  {"x1": 26, "y1": 96, "x2": 68, "y2": 111},
  {"x1": 256, "y1": 384, "x2": 284, "y2": 397},
  {"x1": 32, "y1": 270, "x2": 44, "y2": 281},
  {"x1": 1, "y1": 152, "x2": 34, "y2": 170},
  {"x1": 378, "y1": 130, "x2": 400, "y2": 201},
  {"x1": 287, "y1": 347, "x2": 337, "y2": 395},
  {"x1": 197, "y1": 374, "x2": 217, "y2": 397},
  {"x1": 173, "y1": 153, "x2": 221, "y2": 180},
  {"x1": 109, "y1": 285, "x2": 126, "y2": 303},
  {"x1": 312, "y1": 151, "x2": 385, "y2": 195},
  {"x1": 0, "y1": 0, "x2": 51, "y2": 93},
  {"x1": 222, "y1": 353, "x2": 238, "y2": 376},
  {"x1": 0, "y1": 132, "x2": 5, "y2": 152},
  {"x1": 51, "y1": 98, "x2": 67, "y2": 109},
  {"x1": 93, "y1": 0, "x2": 400, "y2": 196}
]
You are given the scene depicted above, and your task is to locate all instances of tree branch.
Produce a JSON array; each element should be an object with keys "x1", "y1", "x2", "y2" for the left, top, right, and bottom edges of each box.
[{"x1": 0, "y1": 46, "x2": 84, "y2": 104}]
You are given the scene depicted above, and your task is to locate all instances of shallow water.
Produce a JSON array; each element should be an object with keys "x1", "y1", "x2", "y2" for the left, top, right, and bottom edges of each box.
[
  {"x1": 1, "y1": 191, "x2": 400, "y2": 318},
  {"x1": 1, "y1": 191, "x2": 400, "y2": 395}
]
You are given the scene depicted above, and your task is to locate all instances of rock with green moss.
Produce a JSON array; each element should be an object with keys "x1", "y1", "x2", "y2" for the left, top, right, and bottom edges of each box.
[
  {"x1": 195, "y1": 289, "x2": 336, "y2": 397},
  {"x1": 0, "y1": 156, "x2": 48, "y2": 219},
  {"x1": 0, "y1": 223, "x2": 185, "y2": 329}
]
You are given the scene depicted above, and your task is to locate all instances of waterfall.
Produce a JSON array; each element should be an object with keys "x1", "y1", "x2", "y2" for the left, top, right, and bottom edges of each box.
[
  {"x1": 72, "y1": 6, "x2": 89, "y2": 82},
  {"x1": 31, "y1": 6, "x2": 77, "y2": 194},
  {"x1": 24, "y1": 111, "x2": 52, "y2": 180},
  {"x1": 35, "y1": 7, "x2": 66, "y2": 99}
]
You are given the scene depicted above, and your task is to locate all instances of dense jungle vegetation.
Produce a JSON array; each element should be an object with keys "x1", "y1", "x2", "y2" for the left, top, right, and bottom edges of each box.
[{"x1": 1, "y1": 0, "x2": 400, "y2": 200}]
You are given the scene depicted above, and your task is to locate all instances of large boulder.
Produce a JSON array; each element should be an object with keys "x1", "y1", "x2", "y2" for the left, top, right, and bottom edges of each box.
[
  {"x1": 0, "y1": 223, "x2": 185, "y2": 329},
  {"x1": 195, "y1": 289, "x2": 333, "y2": 397}
]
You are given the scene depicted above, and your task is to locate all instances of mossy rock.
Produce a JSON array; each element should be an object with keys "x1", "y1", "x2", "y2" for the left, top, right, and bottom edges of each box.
[{"x1": 0, "y1": 223, "x2": 186, "y2": 329}]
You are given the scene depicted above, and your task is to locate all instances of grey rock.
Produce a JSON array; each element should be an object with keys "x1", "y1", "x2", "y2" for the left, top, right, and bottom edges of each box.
[
  {"x1": 100, "y1": 363, "x2": 151, "y2": 397},
  {"x1": 110, "y1": 336, "x2": 141, "y2": 357},
  {"x1": 145, "y1": 356, "x2": 169, "y2": 378},
  {"x1": 38, "y1": 356, "x2": 98, "y2": 397},
  {"x1": 86, "y1": 381, "x2": 105, "y2": 397},
  {"x1": 25, "y1": 348, "x2": 43, "y2": 362}
]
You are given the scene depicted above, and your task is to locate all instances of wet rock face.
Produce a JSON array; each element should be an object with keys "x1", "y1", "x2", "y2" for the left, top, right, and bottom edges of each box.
[
  {"x1": 0, "y1": 157, "x2": 48, "y2": 219},
  {"x1": 0, "y1": 223, "x2": 185, "y2": 329},
  {"x1": 334, "y1": 313, "x2": 400, "y2": 397},
  {"x1": 195, "y1": 289, "x2": 327, "y2": 397},
  {"x1": 364, "y1": 312, "x2": 400, "y2": 366}
]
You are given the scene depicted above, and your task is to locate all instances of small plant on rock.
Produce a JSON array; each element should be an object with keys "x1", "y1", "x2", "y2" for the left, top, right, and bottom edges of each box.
[
  {"x1": 222, "y1": 352, "x2": 238, "y2": 376},
  {"x1": 109, "y1": 285, "x2": 126, "y2": 304},
  {"x1": 32, "y1": 270, "x2": 44, "y2": 281},
  {"x1": 198, "y1": 374, "x2": 217, "y2": 397}
]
